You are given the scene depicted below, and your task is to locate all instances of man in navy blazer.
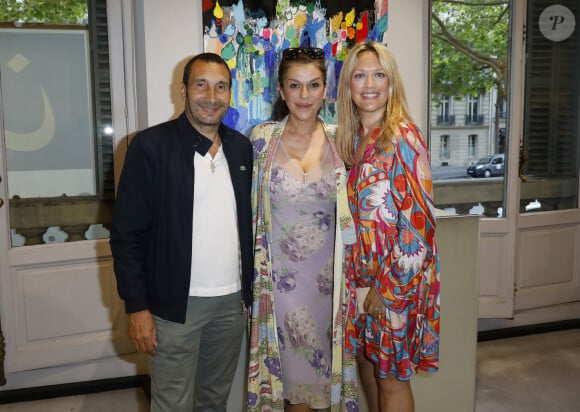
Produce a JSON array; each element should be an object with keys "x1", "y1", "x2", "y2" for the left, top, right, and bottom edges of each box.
[{"x1": 110, "y1": 53, "x2": 253, "y2": 411}]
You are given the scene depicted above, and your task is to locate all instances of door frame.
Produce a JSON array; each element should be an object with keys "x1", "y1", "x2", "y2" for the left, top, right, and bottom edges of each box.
[{"x1": 0, "y1": 0, "x2": 141, "y2": 384}]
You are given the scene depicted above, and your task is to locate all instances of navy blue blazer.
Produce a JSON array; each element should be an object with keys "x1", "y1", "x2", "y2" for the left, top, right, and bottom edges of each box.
[{"x1": 110, "y1": 113, "x2": 253, "y2": 323}]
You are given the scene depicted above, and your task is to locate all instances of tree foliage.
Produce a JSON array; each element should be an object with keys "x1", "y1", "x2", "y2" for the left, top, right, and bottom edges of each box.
[
  {"x1": 0, "y1": 0, "x2": 87, "y2": 24},
  {"x1": 431, "y1": 0, "x2": 509, "y2": 100}
]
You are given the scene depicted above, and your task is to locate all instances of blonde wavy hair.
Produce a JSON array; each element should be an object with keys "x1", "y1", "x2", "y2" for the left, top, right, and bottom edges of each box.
[{"x1": 336, "y1": 41, "x2": 415, "y2": 168}]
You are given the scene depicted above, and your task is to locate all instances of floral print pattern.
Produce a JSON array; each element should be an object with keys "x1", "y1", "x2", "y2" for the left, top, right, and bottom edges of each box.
[
  {"x1": 278, "y1": 218, "x2": 326, "y2": 262},
  {"x1": 269, "y1": 163, "x2": 335, "y2": 407},
  {"x1": 275, "y1": 269, "x2": 297, "y2": 293},
  {"x1": 284, "y1": 306, "x2": 331, "y2": 379},
  {"x1": 248, "y1": 117, "x2": 360, "y2": 412},
  {"x1": 317, "y1": 258, "x2": 334, "y2": 296}
]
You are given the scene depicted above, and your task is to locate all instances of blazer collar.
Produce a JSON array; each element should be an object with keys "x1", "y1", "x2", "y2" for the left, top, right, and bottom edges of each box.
[{"x1": 178, "y1": 112, "x2": 225, "y2": 156}]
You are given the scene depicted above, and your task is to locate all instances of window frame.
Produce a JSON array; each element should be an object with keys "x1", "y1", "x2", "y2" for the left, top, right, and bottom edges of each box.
[
  {"x1": 468, "y1": 134, "x2": 477, "y2": 157},
  {"x1": 440, "y1": 134, "x2": 450, "y2": 159}
]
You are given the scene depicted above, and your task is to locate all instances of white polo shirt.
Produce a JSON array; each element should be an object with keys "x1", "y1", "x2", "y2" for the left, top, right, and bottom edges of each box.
[{"x1": 189, "y1": 145, "x2": 241, "y2": 296}]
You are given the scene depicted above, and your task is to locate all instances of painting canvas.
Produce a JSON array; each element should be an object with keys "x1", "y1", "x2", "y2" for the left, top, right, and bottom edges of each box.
[{"x1": 202, "y1": 0, "x2": 388, "y2": 134}]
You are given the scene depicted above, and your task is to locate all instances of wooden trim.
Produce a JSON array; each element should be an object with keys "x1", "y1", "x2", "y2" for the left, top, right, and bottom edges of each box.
[
  {"x1": 0, "y1": 318, "x2": 5, "y2": 386},
  {"x1": 0, "y1": 23, "x2": 87, "y2": 30},
  {"x1": 0, "y1": 375, "x2": 150, "y2": 404},
  {"x1": 478, "y1": 319, "x2": 580, "y2": 342}
]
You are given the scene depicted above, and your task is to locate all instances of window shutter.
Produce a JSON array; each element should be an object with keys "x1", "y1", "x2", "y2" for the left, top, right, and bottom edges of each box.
[
  {"x1": 523, "y1": 0, "x2": 579, "y2": 177},
  {"x1": 88, "y1": 0, "x2": 114, "y2": 199}
]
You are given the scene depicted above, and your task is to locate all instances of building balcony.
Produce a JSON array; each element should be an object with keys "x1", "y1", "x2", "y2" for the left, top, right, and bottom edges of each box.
[
  {"x1": 8, "y1": 195, "x2": 114, "y2": 246},
  {"x1": 465, "y1": 114, "x2": 484, "y2": 126},
  {"x1": 437, "y1": 114, "x2": 455, "y2": 126},
  {"x1": 433, "y1": 176, "x2": 577, "y2": 216}
]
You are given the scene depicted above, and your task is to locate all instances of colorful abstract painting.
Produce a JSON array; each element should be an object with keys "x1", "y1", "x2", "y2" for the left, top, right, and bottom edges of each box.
[{"x1": 202, "y1": 0, "x2": 388, "y2": 134}]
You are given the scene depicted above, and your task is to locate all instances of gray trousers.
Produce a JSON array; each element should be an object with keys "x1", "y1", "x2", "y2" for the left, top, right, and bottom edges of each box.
[{"x1": 150, "y1": 292, "x2": 246, "y2": 412}]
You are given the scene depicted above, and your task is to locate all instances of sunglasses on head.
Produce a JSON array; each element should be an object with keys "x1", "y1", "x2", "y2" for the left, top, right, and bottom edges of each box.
[{"x1": 282, "y1": 47, "x2": 325, "y2": 60}]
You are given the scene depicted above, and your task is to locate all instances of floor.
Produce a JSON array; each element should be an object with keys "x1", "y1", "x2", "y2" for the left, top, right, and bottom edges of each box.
[
  {"x1": 475, "y1": 328, "x2": 580, "y2": 412},
  {"x1": 0, "y1": 328, "x2": 578, "y2": 411},
  {"x1": 0, "y1": 387, "x2": 150, "y2": 412}
]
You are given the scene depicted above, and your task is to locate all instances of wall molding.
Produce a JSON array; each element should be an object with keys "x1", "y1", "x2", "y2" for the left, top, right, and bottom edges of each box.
[
  {"x1": 0, "y1": 374, "x2": 150, "y2": 405},
  {"x1": 478, "y1": 319, "x2": 580, "y2": 342}
]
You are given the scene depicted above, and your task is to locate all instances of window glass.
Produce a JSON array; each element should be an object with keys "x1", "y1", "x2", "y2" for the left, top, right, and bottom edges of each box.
[
  {"x1": 0, "y1": 0, "x2": 114, "y2": 246},
  {"x1": 521, "y1": 0, "x2": 579, "y2": 212},
  {"x1": 440, "y1": 135, "x2": 450, "y2": 159},
  {"x1": 466, "y1": 95, "x2": 481, "y2": 125},
  {"x1": 431, "y1": 0, "x2": 510, "y2": 217},
  {"x1": 468, "y1": 135, "x2": 477, "y2": 157},
  {"x1": 437, "y1": 95, "x2": 454, "y2": 126}
]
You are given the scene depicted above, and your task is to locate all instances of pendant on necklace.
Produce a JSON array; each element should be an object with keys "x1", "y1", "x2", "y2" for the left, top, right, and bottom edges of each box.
[{"x1": 210, "y1": 159, "x2": 216, "y2": 173}]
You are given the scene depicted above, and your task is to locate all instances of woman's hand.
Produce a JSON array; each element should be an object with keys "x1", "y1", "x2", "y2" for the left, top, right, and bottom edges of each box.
[{"x1": 363, "y1": 287, "x2": 385, "y2": 318}]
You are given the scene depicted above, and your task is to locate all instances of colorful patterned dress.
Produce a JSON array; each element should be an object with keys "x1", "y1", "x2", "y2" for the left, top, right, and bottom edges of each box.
[
  {"x1": 345, "y1": 123, "x2": 440, "y2": 381},
  {"x1": 248, "y1": 116, "x2": 360, "y2": 411}
]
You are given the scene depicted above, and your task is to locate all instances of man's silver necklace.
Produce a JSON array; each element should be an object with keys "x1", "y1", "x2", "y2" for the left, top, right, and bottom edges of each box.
[{"x1": 210, "y1": 131, "x2": 220, "y2": 173}]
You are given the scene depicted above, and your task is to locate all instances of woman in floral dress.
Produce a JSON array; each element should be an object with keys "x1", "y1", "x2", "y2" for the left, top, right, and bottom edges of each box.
[
  {"x1": 248, "y1": 47, "x2": 359, "y2": 411},
  {"x1": 336, "y1": 42, "x2": 440, "y2": 411}
]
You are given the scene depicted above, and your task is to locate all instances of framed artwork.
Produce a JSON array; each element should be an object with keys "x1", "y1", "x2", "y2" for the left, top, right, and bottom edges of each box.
[
  {"x1": 0, "y1": 28, "x2": 95, "y2": 197},
  {"x1": 202, "y1": 0, "x2": 388, "y2": 134}
]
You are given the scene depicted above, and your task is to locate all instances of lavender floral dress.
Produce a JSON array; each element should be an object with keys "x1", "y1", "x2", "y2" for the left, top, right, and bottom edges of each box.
[
  {"x1": 270, "y1": 164, "x2": 336, "y2": 407},
  {"x1": 248, "y1": 116, "x2": 360, "y2": 412}
]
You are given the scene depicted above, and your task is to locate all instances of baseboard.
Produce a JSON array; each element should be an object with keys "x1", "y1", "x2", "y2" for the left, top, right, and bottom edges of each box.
[
  {"x1": 2, "y1": 319, "x2": 578, "y2": 403},
  {"x1": 477, "y1": 318, "x2": 580, "y2": 342},
  {"x1": 0, "y1": 374, "x2": 150, "y2": 405}
]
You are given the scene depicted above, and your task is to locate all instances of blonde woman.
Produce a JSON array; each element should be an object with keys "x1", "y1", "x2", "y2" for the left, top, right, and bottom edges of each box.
[{"x1": 336, "y1": 41, "x2": 440, "y2": 412}]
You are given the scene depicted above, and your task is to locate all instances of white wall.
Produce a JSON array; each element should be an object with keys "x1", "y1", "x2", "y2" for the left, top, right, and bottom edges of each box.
[
  {"x1": 387, "y1": 0, "x2": 429, "y2": 133},
  {"x1": 137, "y1": 0, "x2": 203, "y2": 126}
]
